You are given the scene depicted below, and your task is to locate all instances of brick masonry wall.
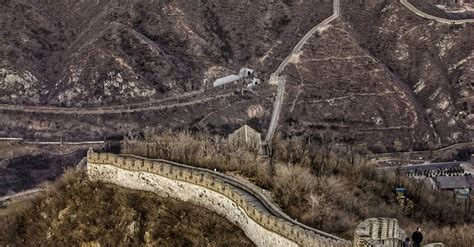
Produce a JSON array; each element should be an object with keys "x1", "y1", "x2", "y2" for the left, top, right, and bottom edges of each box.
[
  {"x1": 86, "y1": 150, "x2": 351, "y2": 247},
  {"x1": 353, "y1": 218, "x2": 406, "y2": 247}
]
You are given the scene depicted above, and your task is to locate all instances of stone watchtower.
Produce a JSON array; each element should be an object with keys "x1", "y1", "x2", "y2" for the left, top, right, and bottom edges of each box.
[
  {"x1": 228, "y1": 125, "x2": 262, "y2": 152},
  {"x1": 353, "y1": 218, "x2": 406, "y2": 246}
]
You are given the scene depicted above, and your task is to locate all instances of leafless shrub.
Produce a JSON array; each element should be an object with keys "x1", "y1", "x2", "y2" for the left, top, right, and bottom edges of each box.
[
  {"x1": 273, "y1": 163, "x2": 314, "y2": 208},
  {"x1": 122, "y1": 131, "x2": 473, "y2": 245},
  {"x1": 0, "y1": 168, "x2": 254, "y2": 246}
]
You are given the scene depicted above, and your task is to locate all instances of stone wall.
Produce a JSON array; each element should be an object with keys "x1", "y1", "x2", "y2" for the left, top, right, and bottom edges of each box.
[
  {"x1": 401, "y1": 0, "x2": 474, "y2": 23},
  {"x1": 86, "y1": 150, "x2": 351, "y2": 247},
  {"x1": 353, "y1": 218, "x2": 406, "y2": 247}
]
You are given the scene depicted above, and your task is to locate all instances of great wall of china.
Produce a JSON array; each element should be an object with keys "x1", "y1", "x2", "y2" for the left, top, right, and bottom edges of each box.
[
  {"x1": 2, "y1": 1, "x2": 471, "y2": 244},
  {"x1": 0, "y1": 1, "x2": 469, "y2": 118},
  {"x1": 353, "y1": 218, "x2": 406, "y2": 247},
  {"x1": 86, "y1": 149, "x2": 411, "y2": 246},
  {"x1": 87, "y1": 150, "x2": 351, "y2": 247},
  {"x1": 401, "y1": 0, "x2": 474, "y2": 23}
]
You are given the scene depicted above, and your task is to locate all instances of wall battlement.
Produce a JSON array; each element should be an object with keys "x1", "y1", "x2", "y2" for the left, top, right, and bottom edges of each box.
[
  {"x1": 353, "y1": 218, "x2": 406, "y2": 247},
  {"x1": 87, "y1": 150, "x2": 351, "y2": 247}
]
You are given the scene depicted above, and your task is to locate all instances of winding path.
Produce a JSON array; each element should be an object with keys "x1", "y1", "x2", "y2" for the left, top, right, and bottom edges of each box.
[
  {"x1": 0, "y1": 90, "x2": 233, "y2": 115},
  {"x1": 118, "y1": 154, "x2": 348, "y2": 243},
  {"x1": 0, "y1": 138, "x2": 106, "y2": 146},
  {"x1": 1, "y1": 0, "x2": 469, "y2": 152},
  {"x1": 266, "y1": 0, "x2": 340, "y2": 141},
  {"x1": 1, "y1": 0, "x2": 341, "y2": 144},
  {"x1": 0, "y1": 188, "x2": 44, "y2": 205},
  {"x1": 265, "y1": 0, "x2": 473, "y2": 141},
  {"x1": 400, "y1": 0, "x2": 474, "y2": 24}
]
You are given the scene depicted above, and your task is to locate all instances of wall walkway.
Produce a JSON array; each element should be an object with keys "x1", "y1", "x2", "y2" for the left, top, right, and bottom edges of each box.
[
  {"x1": 401, "y1": 0, "x2": 474, "y2": 24},
  {"x1": 353, "y1": 218, "x2": 406, "y2": 247},
  {"x1": 87, "y1": 150, "x2": 351, "y2": 247}
]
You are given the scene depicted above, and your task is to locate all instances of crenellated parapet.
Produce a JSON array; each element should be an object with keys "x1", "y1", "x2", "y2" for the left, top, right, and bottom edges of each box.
[
  {"x1": 86, "y1": 149, "x2": 351, "y2": 247},
  {"x1": 353, "y1": 218, "x2": 406, "y2": 247}
]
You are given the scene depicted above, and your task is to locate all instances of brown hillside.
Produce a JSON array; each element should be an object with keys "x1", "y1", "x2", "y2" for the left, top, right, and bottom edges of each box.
[
  {"x1": 0, "y1": 0, "x2": 471, "y2": 151},
  {"x1": 0, "y1": 169, "x2": 254, "y2": 246}
]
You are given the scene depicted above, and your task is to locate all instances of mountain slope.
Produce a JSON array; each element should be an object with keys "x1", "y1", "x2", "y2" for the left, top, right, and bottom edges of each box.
[
  {"x1": 0, "y1": 0, "x2": 472, "y2": 151},
  {"x1": 342, "y1": 0, "x2": 473, "y2": 148},
  {"x1": 0, "y1": 169, "x2": 254, "y2": 246},
  {"x1": 278, "y1": 19, "x2": 438, "y2": 152},
  {"x1": 0, "y1": 0, "x2": 332, "y2": 106}
]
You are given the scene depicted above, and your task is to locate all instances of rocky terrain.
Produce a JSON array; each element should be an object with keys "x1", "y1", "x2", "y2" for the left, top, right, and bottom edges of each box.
[
  {"x1": 342, "y1": 0, "x2": 473, "y2": 150},
  {"x1": 0, "y1": 0, "x2": 332, "y2": 106},
  {"x1": 409, "y1": 0, "x2": 474, "y2": 19},
  {"x1": 277, "y1": 0, "x2": 473, "y2": 151},
  {"x1": 0, "y1": 0, "x2": 472, "y2": 152},
  {"x1": 278, "y1": 18, "x2": 433, "y2": 152}
]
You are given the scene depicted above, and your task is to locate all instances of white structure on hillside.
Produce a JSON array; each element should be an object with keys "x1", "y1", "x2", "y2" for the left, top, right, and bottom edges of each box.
[{"x1": 213, "y1": 68, "x2": 262, "y2": 92}]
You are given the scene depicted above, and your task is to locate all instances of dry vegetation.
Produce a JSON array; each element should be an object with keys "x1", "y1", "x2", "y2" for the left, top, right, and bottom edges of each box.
[
  {"x1": 408, "y1": 0, "x2": 474, "y2": 19},
  {"x1": 123, "y1": 131, "x2": 473, "y2": 246},
  {"x1": 0, "y1": 168, "x2": 254, "y2": 247}
]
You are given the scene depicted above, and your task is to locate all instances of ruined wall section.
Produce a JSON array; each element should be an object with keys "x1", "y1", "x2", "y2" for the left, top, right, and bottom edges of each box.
[{"x1": 86, "y1": 150, "x2": 351, "y2": 247}]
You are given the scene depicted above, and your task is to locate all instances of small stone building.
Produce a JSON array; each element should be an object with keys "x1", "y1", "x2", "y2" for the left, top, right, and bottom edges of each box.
[
  {"x1": 434, "y1": 175, "x2": 473, "y2": 199},
  {"x1": 228, "y1": 125, "x2": 262, "y2": 151}
]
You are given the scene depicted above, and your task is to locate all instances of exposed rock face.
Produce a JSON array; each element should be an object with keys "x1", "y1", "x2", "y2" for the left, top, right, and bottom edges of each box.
[
  {"x1": 278, "y1": 19, "x2": 438, "y2": 152},
  {"x1": 0, "y1": 69, "x2": 42, "y2": 104},
  {"x1": 408, "y1": 0, "x2": 474, "y2": 19},
  {"x1": 0, "y1": 0, "x2": 332, "y2": 106},
  {"x1": 0, "y1": 0, "x2": 471, "y2": 151},
  {"x1": 276, "y1": 0, "x2": 473, "y2": 151},
  {"x1": 342, "y1": 0, "x2": 473, "y2": 150}
]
